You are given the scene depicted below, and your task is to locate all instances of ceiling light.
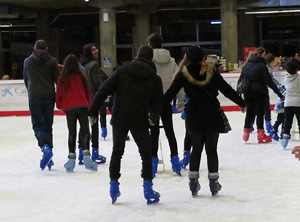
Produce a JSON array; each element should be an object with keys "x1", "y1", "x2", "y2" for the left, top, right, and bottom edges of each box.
[
  {"x1": 211, "y1": 21, "x2": 221, "y2": 25},
  {"x1": 245, "y1": 9, "x2": 300, "y2": 14}
]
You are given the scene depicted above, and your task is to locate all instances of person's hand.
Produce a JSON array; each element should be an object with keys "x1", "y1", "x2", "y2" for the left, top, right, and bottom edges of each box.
[
  {"x1": 240, "y1": 106, "x2": 247, "y2": 113},
  {"x1": 292, "y1": 146, "x2": 300, "y2": 161},
  {"x1": 89, "y1": 116, "x2": 97, "y2": 125}
]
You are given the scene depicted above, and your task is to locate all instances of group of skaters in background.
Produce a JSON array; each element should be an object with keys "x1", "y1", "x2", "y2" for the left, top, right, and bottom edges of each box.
[{"x1": 22, "y1": 33, "x2": 300, "y2": 205}]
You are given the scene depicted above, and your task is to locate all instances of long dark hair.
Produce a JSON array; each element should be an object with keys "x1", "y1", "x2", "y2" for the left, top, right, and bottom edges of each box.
[
  {"x1": 80, "y1": 43, "x2": 97, "y2": 66},
  {"x1": 60, "y1": 54, "x2": 90, "y2": 93}
]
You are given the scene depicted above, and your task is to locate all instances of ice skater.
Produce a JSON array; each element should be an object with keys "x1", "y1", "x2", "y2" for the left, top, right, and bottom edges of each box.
[
  {"x1": 56, "y1": 54, "x2": 98, "y2": 172},
  {"x1": 23, "y1": 39, "x2": 60, "y2": 170},
  {"x1": 88, "y1": 46, "x2": 163, "y2": 204},
  {"x1": 164, "y1": 46, "x2": 246, "y2": 197},
  {"x1": 281, "y1": 61, "x2": 300, "y2": 149}
]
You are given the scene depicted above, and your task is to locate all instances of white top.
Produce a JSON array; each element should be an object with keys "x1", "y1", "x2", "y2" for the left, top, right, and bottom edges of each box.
[{"x1": 283, "y1": 73, "x2": 300, "y2": 107}]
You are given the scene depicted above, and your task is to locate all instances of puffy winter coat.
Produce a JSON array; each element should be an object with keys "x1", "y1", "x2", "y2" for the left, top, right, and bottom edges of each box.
[
  {"x1": 164, "y1": 62, "x2": 246, "y2": 133},
  {"x1": 89, "y1": 58, "x2": 163, "y2": 130}
]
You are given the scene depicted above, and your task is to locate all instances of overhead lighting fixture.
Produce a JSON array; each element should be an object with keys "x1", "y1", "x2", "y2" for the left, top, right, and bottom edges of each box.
[
  {"x1": 211, "y1": 21, "x2": 221, "y2": 25},
  {"x1": 245, "y1": 9, "x2": 300, "y2": 14},
  {"x1": 0, "y1": 24, "x2": 13, "y2": 27},
  {"x1": 84, "y1": 0, "x2": 89, "y2": 2}
]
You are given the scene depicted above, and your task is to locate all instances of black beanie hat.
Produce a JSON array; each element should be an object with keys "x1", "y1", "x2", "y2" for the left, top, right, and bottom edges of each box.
[{"x1": 186, "y1": 46, "x2": 204, "y2": 64}]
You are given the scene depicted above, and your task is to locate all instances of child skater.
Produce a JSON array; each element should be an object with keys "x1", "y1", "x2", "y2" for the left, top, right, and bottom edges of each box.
[
  {"x1": 56, "y1": 54, "x2": 98, "y2": 172},
  {"x1": 281, "y1": 61, "x2": 300, "y2": 149},
  {"x1": 270, "y1": 85, "x2": 286, "y2": 141}
]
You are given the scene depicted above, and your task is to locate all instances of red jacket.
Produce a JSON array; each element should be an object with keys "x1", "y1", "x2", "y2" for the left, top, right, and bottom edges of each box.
[{"x1": 56, "y1": 75, "x2": 91, "y2": 112}]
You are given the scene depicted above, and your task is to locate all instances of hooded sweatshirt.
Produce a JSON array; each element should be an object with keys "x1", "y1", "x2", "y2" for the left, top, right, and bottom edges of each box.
[
  {"x1": 152, "y1": 49, "x2": 178, "y2": 93},
  {"x1": 283, "y1": 73, "x2": 300, "y2": 107},
  {"x1": 89, "y1": 58, "x2": 163, "y2": 130},
  {"x1": 23, "y1": 49, "x2": 60, "y2": 100}
]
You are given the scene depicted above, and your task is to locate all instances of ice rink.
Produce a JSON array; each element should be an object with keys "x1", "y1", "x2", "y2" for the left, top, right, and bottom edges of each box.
[{"x1": 1, "y1": 111, "x2": 300, "y2": 222}]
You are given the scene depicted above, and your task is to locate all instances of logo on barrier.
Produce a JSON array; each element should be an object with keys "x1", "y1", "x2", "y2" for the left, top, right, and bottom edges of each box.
[{"x1": 1, "y1": 88, "x2": 13, "y2": 97}]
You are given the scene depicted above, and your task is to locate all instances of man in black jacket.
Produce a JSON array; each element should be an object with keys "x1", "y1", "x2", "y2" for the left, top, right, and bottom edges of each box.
[
  {"x1": 23, "y1": 40, "x2": 60, "y2": 170},
  {"x1": 89, "y1": 46, "x2": 163, "y2": 205}
]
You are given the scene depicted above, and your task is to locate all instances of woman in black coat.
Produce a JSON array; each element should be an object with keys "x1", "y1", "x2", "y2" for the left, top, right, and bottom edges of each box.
[
  {"x1": 164, "y1": 46, "x2": 246, "y2": 197},
  {"x1": 241, "y1": 47, "x2": 284, "y2": 143}
]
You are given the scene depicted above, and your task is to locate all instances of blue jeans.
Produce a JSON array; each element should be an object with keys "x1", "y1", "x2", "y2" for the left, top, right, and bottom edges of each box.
[{"x1": 29, "y1": 98, "x2": 55, "y2": 148}]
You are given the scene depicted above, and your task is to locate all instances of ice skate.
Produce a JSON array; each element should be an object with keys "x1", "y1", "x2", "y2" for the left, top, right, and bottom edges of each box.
[
  {"x1": 143, "y1": 180, "x2": 160, "y2": 204},
  {"x1": 171, "y1": 156, "x2": 181, "y2": 176},
  {"x1": 78, "y1": 148, "x2": 84, "y2": 165},
  {"x1": 91, "y1": 148, "x2": 106, "y2": 164},
  {"x1": 209, "y1": 179, "x2": 222, "y2": 196},
  {"x1": 40, "y1": 144, "x2": 53, "y2": 171},
  {"x1": 257, "y1": 129, "x2": 272, "y2": 143},
  {"x1": 152, "y1": 157, "x2": 159, "y2": 178},
  {"x1": 47, "y1": 160, "x2": 54, "y2": 171},
  {"x1": 101, "y1": 127, "x2": 107, "y2": 140},
  {"x1": 82, "y1": 150, "x2": 98, "y2": 171},
  {"x1": 64, "y1": 153, "x2": 76, "y2": 172},
  {"x1": 281, "y1": 134, "x2": 290, "y2": 150},
  {"x1": 189, "y1": 178, "x2": 201, "y2": 197},
  {"x1": 180, "y1": 151, "x2": 190, "y2": 169},
  {"x1": 265, "y1": 120, "x2": 273, "y2": 134},
  {"x1": 243, "y1": 128, "x2": 251, "y2": 142},
  {"x1": 110, "y1": 180, "x2": 120, "y2": 204}
]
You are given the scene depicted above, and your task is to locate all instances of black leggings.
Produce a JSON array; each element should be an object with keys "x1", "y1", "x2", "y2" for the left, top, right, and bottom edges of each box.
[
  {"x1": 150, "y1": 103, "x2": 178, "y2": 158},
  {"x1": 189, "y1": 132, "x2": 219, "y2": 173},
  {"x1": 284, "y1": 107, "x2": 300, "y2": 135},
  {"x1": 66, "y1": 108, "x2": 90, "y2": 154},
  {"x1": 244, "y1": 91, "x2": 266, "y2": 129}
]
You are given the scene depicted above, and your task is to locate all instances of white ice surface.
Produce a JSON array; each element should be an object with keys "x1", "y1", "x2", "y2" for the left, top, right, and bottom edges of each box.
[{"x1": 0, "y1": 112, "x2": 300, "y2": 222}]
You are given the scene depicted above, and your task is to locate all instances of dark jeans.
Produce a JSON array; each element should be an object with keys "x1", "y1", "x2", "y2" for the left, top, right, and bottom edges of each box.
[
  {"x1": 100, "y1": 97, "x2": 113, "y2": 128},
  {"x1": 66, "y1": 108, "x2": 90, "y2": 154},
  {"x1": 150, "y1": 103, "x2": 178, "y2": 158},
  {"x1": 273, "y1": 113, "x2": 285, "y2": 133},
  {"x1": 110, "y1": 127, "x2": 152, "y2": 181},
  {"x1": 189, "y1": 132, "x2": 219, "y2": 173},
  {"x1": 244, "y1": 91, "x2": 266, "y2": 129},
  {"x1": 284, "y1": 107, "x2": 300, "y2": 135},
  {"x1": 29, "y1": 98, "x2": 55, "y2": 149}
]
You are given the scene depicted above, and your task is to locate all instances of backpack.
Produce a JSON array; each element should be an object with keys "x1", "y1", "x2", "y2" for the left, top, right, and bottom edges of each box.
[{"x1": 236, "y1": 71, "x2": 250, "y2": 94}]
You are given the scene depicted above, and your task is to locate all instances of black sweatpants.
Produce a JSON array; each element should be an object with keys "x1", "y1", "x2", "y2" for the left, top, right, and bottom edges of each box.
[
  {"x1": 184, "y1": 130, "x2": 192, "y2": 152},
  {"x1": 66, "y1": 108, "x2": 90, "y2": 154},
  {"x1": 244, "y1": 91, "x2": 266, "y2": 129},
  {"x1": 189, "y1": 132, "x2": 219, "y2": 173},
  {"x1": 284, "y1": 107, "x2": 300, "y2": 135},
  {"x1": 150, "y1": 103, "x2": 178, "y2": 158},
  {"x1": 110, "y1": 127, "x2": 152, "y2": 181}
]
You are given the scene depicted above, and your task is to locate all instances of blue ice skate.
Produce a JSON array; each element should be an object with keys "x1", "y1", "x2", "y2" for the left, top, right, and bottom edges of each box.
[
  {"x1": 91, "y1": 148, "x2": 106, "y2": 164},
  {"x1": 40, "y1": 144, "x2": 53, "y2": 171},
  {"x1": 180, "y1": 151, "x2": 190, "y2": 169},
  {"x1": 101, "y1": 128, "x2": 107, "y2": 140},
  {"x1": 281, "y1": 134, "x2": 290, "y2": 150},
  {"x1": 47, "y1": 160, "x2": 54, "y2": 171},
  {"x1": 110, "y1": 180, "x2": 121, "y2": 204},
  {"x1": 265, "y1": 120, "x2": 273, "y2": 134},
  {"x1": 78, "y1": 148, "x2": 84, "y2": 165},
  {"x1": 82, "y1": 150, "x2": 98, "y2": 171},
  {"x1": 126, "y1": 135, "x2": 130, "y2": 141},
  {"x1": 143, "y1": 180, "x2": 160, "y2": 205},
  {"x1": 269, "y1": 130, "x2": 279, "y2": 141},
  {"x1": 172, "y1": 106, "x2": 180, "y2": 113},
  {"x1": 171, "y1": 156, "x2": 181, "y2": 176},
  {"x1": 64, "y1": 153, "x2": 76, "y2": 172},
  {"x1": 152, "y1": 157, "x2": 159, "y2": 178},
  {"x1": 250, "y1": 122, "x2": 254, "y2": 132}
]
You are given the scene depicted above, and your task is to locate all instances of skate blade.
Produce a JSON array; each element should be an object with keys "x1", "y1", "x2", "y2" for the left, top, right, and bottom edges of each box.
[{"x1": 147, "y1": 198, "x2": 159, "y2": 205}]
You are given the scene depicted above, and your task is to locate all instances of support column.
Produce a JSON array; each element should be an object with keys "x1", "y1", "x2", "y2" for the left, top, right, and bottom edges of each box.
[
  {"x1": 221, "y1": 0, "x2": 238, "y2": 65},
  {"x1": 132, "y1": 7, "x2": 151, "y2": 56},
  {"x1": 99, "y1": 8, "x2": 117, "y2": 75},
  {"x1": 0, "y1": 33, "x2": 4, "y2": 78},
  {"x1": 36, "y1": 11, "x2": 50, "y2": 42}
]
